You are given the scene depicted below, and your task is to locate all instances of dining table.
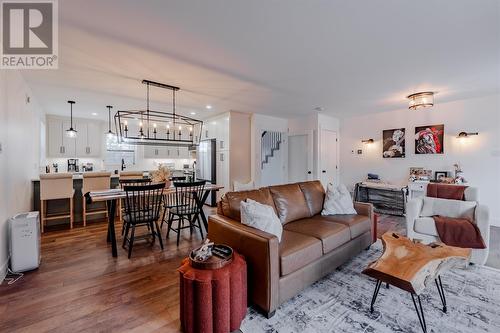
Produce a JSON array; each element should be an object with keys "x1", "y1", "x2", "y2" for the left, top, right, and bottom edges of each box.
[{"x1": 87, "y1": 183, "x2": 224, "y2": 257}]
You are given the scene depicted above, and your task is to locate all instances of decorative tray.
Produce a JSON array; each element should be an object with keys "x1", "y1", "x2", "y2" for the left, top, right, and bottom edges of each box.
[{"x1": 189, "y1": 244, "x2": 233, "y2": 270}]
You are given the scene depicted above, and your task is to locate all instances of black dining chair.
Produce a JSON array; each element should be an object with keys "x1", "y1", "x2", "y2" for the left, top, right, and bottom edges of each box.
[
  {"x1": 160, "y1": 176, "x2": 187, "y2": 229},
  {"x1": 166, "y1": 180, "x2": 206, "y2": 246},
  {"x1": 122, "y1": 182, "x2": 165, "y2": 258},
  {"x1": 119, "y1": 178, "x2": 152, "y2": 235}
]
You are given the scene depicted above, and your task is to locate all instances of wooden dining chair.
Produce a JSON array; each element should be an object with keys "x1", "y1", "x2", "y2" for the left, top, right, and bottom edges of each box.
[
  {"x1": 166, "y1": 180, "x2": 206, "y2": 246},
  {"x1": 39, "y1": 173, "x2": 74, "y2": 233},
  {"x1": 82, "y1": 172, "x2": 111, "y2": 226},
  {"x1": 122, "y1": 182, "x2": 165, "y2": 258}
]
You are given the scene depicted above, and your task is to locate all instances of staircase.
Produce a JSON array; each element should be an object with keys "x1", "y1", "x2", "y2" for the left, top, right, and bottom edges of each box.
[{"x1": 261, "y1": 131, "x2": 282, "y2": 169}]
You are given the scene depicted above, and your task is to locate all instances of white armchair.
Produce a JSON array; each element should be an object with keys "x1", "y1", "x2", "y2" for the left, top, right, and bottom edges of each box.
[{"x1": 406, "y1": 187, "x2": 490, "y2": 265}]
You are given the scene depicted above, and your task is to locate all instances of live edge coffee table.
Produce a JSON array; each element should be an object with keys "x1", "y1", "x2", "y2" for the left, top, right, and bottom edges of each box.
[{"x1": 362, "y1": 233, "x2": 471, "y2": 333}]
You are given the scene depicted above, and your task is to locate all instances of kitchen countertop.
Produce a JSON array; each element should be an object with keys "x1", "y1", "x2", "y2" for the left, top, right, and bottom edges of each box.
[{"x1": 33, "y1": 173, "x2": 123, "y2": 181}]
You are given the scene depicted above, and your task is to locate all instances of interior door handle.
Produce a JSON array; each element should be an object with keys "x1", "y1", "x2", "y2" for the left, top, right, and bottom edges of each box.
[
  {"x1": 322, "y1": 170, "x2": 326, "y2": 173},
  {"x1": 307, "y1": 171, "x2": 312, "y2": 174}
]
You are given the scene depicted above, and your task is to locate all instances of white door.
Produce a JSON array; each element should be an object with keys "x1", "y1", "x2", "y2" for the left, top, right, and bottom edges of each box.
[
  {"x1": 288, "y1": 133, "x2": 313, "y2": 182},
  {"x1": 319, "y1": 129, "x2": 338, "y2": 188}
]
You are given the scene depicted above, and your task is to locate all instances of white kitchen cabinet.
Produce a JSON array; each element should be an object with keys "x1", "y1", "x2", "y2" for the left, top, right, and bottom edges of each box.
[
  {"x1": 47, "y1": 116, "x2": 101, "y2": 158},
  {"x1": 144, "y1": 146, "x2": 166, "y2": 158},
  {"x1": 47, "y1": 117, "x2": 76, "y2": 157},
  {"x1": 216, "y1": 150, "x2": 230, "y2": 200},
  {"x1": 75, "y1": 120, "x2": 101, "y2": 157}
]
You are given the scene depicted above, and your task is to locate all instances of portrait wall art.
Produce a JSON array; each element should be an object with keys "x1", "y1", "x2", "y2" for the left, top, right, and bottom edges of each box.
[
  {"x1": 415, "y1": 124, "x2": 444, "y2": 154},
  {"x1": 382, "y1": 128, "x2": 405, "y2": 158}
]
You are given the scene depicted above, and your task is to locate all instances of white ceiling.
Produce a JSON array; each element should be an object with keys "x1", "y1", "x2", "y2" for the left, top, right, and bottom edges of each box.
[{"x1": 21, "y1": 0, "x2": 500, "y2": 121}]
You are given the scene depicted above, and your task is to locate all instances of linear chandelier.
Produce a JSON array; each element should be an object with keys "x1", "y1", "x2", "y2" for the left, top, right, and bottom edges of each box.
[{"x1": 114, "y1": 80, "x2": 203, "y2": 146}]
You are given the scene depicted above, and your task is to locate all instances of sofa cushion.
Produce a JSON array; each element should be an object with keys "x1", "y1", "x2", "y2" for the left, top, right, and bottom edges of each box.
[
  {"x1": 269, "y1": 184, "x2": 310, "y2": 224},
  {"x1": 414, "y1": 217, "x2": 439, "y2": 236},
  {"x1": 284, "y1": 218, "x2": 350, "y2": 254},
  {"x1": 316, "y1": 214, "x2": 370, "y2": 239},
  {"x1": 279, "y1": 230, "x2": 322, "y2": 276},
  {"x1": 220, "y1": 188, "x2": 277, "y2": 221},
  {"x1": 298, "y1": 181, "x2": 325, "y2": 216},
  {"x1": 421, "y1": 197, "x2": 476, "y2": 221}
]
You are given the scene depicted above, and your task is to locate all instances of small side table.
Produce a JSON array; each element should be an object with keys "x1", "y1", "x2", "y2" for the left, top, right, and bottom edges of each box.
[{"x1": 178, "y1": 251, "x2": 247, "y2": 333}]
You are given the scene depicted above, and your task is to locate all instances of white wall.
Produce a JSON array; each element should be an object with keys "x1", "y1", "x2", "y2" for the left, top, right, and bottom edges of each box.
[
  {"x1": 251, "y1": 113, "x2": 288, "y2": 187},
  {"x1": 289, "y1": 113, "x2": 340, "y2": 183},
  {"x1": 0, "y1": 71, "x2": 45, "y2": 281},
  {"x1": 339, "y1": 94, "x2": 500, "y2": 226}
]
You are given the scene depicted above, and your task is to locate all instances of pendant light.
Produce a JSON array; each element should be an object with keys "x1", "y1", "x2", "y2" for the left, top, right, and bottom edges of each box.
[
  {"x1": 66, "y1": 100, "x2": 77, "y2": 138},
  {"x1": 105, "y1": 105, "x2": 114, "y2": 139}
]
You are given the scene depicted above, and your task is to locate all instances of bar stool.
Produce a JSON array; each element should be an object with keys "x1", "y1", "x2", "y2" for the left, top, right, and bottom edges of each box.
[
  {"x1": 40, "y1": 173, "x2": 74, "y2": 233},
  {"x1": 82, "y1": 172, "x2": 111, "y2": 226},
  {"x1": 119, "y1": 171, "x2": 145, "y2": 180}
]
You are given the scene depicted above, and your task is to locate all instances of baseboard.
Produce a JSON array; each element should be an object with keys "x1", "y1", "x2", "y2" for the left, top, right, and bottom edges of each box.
[{"x1": 0, "y1": 256, "x2": 9, "y2": 284}]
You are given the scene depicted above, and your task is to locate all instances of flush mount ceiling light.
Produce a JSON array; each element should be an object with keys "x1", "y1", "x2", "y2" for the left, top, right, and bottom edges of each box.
[
  {"x1": 205, "y1": 105, "x2": 212, "y2": 109},
  {"x1": 66, "y1": 100, "x2": 77, "y2": 138},
  {"x1": 407, "y1": 91, "x2": 434, "y2": 110},
  {"x1": 115, "y1": 80, "x2": 203, "y2": 146}
]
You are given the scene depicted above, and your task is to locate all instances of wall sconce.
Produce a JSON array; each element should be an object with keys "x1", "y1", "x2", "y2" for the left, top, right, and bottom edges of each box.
[
  {"x1": 407, "y1": 91, "x2": 434, "y2": 110},
  {"x1": 361, "y1": 139, "x2": 374, "y2": 144},
  {"x1": 457, "y1": 131, "x2": 479, "y2": 139}
]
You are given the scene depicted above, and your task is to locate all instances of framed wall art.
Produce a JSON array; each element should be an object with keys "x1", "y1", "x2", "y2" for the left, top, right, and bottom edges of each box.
[
  {"x1": 382, "y1": 128, "x2": 405, "y2": 158},
  {"x1": 415, "y1": 124, "x2": 444, "y2": 154}
]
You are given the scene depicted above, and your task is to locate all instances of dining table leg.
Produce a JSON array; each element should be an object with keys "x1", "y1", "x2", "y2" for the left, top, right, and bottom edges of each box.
[
  {"x1": 106, "y1": 199, "x2": 118, "y2": 257},
  {"x1": 197, "y1": 189, "x2": 213, "y2": 231}
]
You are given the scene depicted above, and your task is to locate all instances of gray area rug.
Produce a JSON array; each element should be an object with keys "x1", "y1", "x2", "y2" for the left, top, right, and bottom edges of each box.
[{"x1": 240, "y1": 241, "x2": 500, "y2": 333}]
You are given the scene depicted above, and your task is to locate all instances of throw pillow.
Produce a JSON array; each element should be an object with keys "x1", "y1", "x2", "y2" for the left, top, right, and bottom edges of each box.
[
  {"x1": 240, "y1": 199, "x2": 283, "y2": 242},
  {"x1": 321, "y1": 183, "x2": 357, "y2": 215},
  {"x1": 421, "y1": 197, "x2": 476, "y2": 221}
]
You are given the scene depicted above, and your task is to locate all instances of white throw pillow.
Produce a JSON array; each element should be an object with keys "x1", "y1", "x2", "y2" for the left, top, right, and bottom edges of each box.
[
  {"x1": 321, "y1": 183, "x2": 357, "y2": 215},
  {"x1": 240, "y1": 199, "x2": 283, "y2": 242}
]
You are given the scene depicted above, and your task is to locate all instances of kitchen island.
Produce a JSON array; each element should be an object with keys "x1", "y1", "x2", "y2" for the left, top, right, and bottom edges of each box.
[{"x1": 32, "y1": 173, "x2": 123, "y2": 225}]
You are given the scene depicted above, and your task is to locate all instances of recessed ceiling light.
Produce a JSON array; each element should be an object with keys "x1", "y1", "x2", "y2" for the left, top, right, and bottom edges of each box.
[
  {"x1": 91, "y1": 112, "x2": 98, "y2": 116},
  {"x1": 205, "y1": 105, "x2": 212, "y2": 109},
  {"x1": 190, "y1": 111, "x2": 196, "y2": 115}
]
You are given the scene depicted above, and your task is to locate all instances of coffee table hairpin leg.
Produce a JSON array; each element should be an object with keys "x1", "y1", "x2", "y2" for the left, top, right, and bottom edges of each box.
[
  {"x1": 435, "y1": 275, "x2": 447, "y2": 313},
  {"x1": 369, "y1": 276, "x2": 446, "y2": 333},
  {"x1": 411, "y1": 293, "x2": 427, "y2": 333},
  {"x1": 370, "y1": 280, "x2": 382, "y2": 313}
]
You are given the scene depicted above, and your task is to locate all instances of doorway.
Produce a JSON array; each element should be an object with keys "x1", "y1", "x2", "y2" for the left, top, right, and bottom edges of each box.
[
  {"x1": 319, "y1": 129, "x2": 338, "y2": 188},
  {"x1": 288, "y1": 131, "x2": 313, "y2": 183}
]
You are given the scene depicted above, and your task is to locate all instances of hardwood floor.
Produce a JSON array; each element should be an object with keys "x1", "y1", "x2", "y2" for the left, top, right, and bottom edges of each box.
[{"x1": 0, "y1": 208, "x2": 215, "y2": 333}]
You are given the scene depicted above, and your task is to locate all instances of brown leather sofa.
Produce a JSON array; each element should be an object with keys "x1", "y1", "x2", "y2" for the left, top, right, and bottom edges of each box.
[{"x1": 207, "y1": 180, "x2": 374, "y2": 317}]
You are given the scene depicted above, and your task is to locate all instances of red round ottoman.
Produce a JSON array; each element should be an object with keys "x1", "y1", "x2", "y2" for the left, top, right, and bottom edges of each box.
[{"x1": 178, "y1": 251, "x2": 247, "y2": 333}]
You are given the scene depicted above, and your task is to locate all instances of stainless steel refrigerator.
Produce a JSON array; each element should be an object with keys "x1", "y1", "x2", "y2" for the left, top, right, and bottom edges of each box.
[{"x1": 196, "y1": 139, "x2": 217, "y2": 206}]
